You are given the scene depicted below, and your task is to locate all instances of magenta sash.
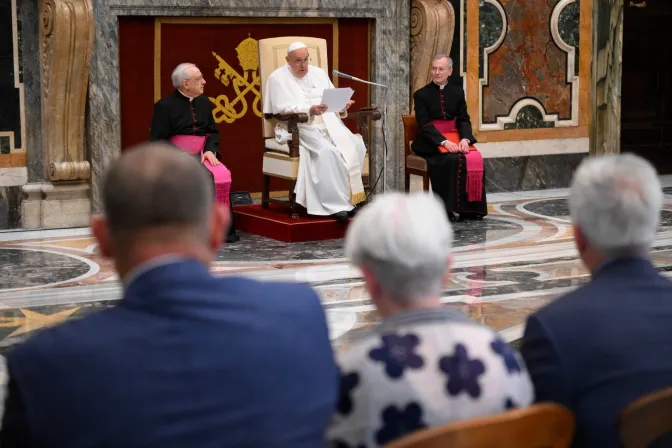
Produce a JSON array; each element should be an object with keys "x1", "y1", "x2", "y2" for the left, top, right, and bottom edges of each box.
[
  {"x1": 169, "y1": 135, "x2": 231, "y2": 183},
  {"x1": 430, "y1": 119, "x2": 484, "y2": 202}
]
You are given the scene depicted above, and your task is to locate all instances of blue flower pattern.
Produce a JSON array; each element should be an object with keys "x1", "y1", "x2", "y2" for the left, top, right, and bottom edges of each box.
[
  {"x1": 439, "y1": 343, "x2": 486, "y2": 398},
  {"x1": 369, "y1": 333, "x2": 424, "y2": 379},
  {"x1": 375, "y1": 402, "x2": 427, "y2": 446},
  {"x1": 490, "y1": 338, "x2": 522, "y2": 373},
  {"x1": 338, "y1": 371, "x2": 360, "y2": 416}
]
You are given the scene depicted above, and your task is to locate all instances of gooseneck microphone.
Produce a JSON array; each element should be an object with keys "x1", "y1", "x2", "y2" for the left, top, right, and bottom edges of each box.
[{"x1": 332, "y1": 70, "x2": 388, "y2": 88}]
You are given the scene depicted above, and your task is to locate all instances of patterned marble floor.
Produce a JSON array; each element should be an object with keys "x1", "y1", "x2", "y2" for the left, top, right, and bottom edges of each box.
[{"x1": 2, "y1": 180, "x2": 672, "y2": 356}]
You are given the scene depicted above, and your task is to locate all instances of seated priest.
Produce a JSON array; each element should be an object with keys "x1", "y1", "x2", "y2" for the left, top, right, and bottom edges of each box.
[
  {"x1": 263, "y1": 41, "x2": 366, "y2": 221},
  {"x1": 149, "y1": 62, "x2": 240, "y2": 243},
  {"x1": 411, "y1": 54, "x2": 487, "y2": 221}
]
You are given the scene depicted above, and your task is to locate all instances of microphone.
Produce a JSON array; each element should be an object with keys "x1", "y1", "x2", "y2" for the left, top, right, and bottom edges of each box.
[{"x1": 332, "y1": 70, "x2": 387, "y2": 88}]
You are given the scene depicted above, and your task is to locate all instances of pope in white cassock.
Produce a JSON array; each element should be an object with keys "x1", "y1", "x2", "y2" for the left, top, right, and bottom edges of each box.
[{"x1": 263, "y1": 41, "x2": 367, "y2": 221}]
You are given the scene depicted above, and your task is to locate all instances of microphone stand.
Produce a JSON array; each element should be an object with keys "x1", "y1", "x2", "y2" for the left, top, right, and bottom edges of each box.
[{"x1": 332, "y1": 71, "x2": 389, "y2": 195}]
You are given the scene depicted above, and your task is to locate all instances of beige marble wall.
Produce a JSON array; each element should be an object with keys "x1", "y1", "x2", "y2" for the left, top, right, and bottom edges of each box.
[{"x1": 589, "y1": 0, "x2": 623, "y2": 155}]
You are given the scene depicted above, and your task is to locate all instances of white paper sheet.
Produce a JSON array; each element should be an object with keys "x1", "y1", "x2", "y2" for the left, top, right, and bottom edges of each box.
[{"x1": 320, "y1": 88, "x2": 354, "y2": 112}]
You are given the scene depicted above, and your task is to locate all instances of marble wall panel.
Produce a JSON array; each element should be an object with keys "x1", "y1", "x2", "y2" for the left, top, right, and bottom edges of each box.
[
  {"x1": 89, "y1": 0, "x2": 410, "y2": 212},
  {"x1": 19, "y1": 0, "x2": 43, "y2": 182},
  {"x1": 482, "y1": 0, "x2": 572, "y2": 124},
  {"x1": 484, "y1": 153, "x2": 586, "y2": 192},
  {"x1": 0, "y1": 186, "x2": 22, "y2": 229}
]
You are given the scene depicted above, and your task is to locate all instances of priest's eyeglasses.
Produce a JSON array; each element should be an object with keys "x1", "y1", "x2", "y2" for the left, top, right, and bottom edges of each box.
[{"x1": 290, "y1": 56, "x2": 312, "y2": 66}]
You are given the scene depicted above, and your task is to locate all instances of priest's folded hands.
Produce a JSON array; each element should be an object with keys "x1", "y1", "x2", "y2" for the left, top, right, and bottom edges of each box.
[{"x1": 201, "y1": 151, "x2": 220, "y2": 165}]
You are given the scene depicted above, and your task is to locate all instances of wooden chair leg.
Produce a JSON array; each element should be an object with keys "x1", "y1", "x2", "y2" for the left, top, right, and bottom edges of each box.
[
  {"x1": 422, "y1": 172, "x2": 430, "y2": 191},
  {"x1": 262, "y1": 174, "x2": 270, "y2": 209},
  {"x1": 405, "y1": 170, "x2": 411, "y2": 192},
  {"x1": 289, "y1": 181, "x2": 299, "y2": 219}
]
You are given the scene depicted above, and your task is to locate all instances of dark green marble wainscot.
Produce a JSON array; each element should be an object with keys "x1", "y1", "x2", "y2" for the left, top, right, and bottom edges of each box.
[
  {"x1": 504, "y1": 105, "x2": 555, "y2": 130},
  {"x1": 0, "y1": 186, "x2": 22, "y2": 229},
  {"x1": 484, "y1": 153, "x2": 586, "y2": 193}
]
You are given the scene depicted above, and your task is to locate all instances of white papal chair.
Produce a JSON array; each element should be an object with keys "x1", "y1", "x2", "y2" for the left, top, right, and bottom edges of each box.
[{"x1": 257, "y1": 36, "x2": 380, "y2": 217}]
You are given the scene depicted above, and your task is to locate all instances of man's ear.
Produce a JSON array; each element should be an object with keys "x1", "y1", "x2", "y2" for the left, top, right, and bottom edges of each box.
[
  {"x1": 573, "y1": 225, "x2": 587, "y2": 254},
  {"x1": 209, "y1": 204, "x2": 229, "y2": 251},
  {"x1": 441, "y1": 254, "x2": 454, "y2": 288},
  {"x1": 90, "y1": 215, "x2": 113, "y2": 258},
  {"x1": 360, "y1": 265, "x2": 381, "y2": 300}
]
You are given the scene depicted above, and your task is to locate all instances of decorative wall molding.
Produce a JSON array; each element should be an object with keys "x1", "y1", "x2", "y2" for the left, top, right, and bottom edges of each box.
[
  {"x1": 477, "y1": 0, "x2": 581, "y2": 131},
  {"x1": 589, "y1": 0, "x2": 622, "y2": 155},
  {"x1": 410, "y1": 0, "x2": 456, "y2": 112},
  {"x1": 39, "y1": 0, "x2": 93, "y2": 182},
  {"x1": 0, "y1": 0, "x2": 26, "y2": 155}
]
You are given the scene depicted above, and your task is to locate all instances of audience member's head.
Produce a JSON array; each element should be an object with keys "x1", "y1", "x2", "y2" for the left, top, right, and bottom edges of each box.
[
  {"x1": 569, "y1": 153, "x2": 662, "y2": 272},
  {"x1": 91, "y1": 142, "x2": 229, "y2": 279},
  {"x1": 345, "y1": 192, "x2": 453, "y2": 316}
]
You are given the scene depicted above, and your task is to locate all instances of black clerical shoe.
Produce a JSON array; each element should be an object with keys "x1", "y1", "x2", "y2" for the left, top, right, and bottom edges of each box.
[
  {"x1": 448, "y1": 212, "x2": 457, "y2": 222},
  {"x1": 331, "y1": 211, "x2": 349, "y2": 222},
  {"x1": 226, "y1": 233, "x2": 241, "y2": 243}
]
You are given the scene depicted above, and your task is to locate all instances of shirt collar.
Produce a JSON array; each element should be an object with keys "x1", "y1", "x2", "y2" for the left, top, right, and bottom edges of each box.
[
  {"x1": 176, "y1": 89, "x2": 194, "y2": 101},
  {"x1": 122, "y1": 255, "x2": 192, "y2": 291},
  {"x1": 377, "y1": 306, "x2": 472, "y2": 332},
  {"x1": 432, "y1": 80, "x2": 448, "y2": 90}
]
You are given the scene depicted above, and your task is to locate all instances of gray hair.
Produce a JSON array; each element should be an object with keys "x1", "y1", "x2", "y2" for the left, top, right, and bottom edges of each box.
[
  {"x1": 345, "y1": 192, "x2": 454, "y2": 304},
  {"x1": 569, "y1": 153, "x2": 662, "y2": 257},
  {"x1": 171, "y1": 63, "x2": 196, "y2": 89},
  {"x1": 102, "y1": 142, "x2": 214, "y2": 238},
  {"x1": 432, "y1": 54, "x2": 453, "y2": 68}
]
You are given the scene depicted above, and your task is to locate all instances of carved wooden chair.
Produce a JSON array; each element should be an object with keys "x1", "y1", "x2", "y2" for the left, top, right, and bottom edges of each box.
[
  {"x1": 402, "y1": 115, "x2": 430, "y2": 192},
  {"x1": 619, "y1": 387, "x2": 672, "y2": 448},
  {"x1": 258, "y1": 36, "x2": 381, "y2": 217},
  {"x1": 384, "y1": 403, "x2": 575, "y2": 448}
]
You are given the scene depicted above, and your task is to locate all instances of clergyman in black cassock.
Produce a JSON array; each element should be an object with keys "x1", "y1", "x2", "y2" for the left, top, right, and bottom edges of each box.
[
  {"x1": 411, "y1": 80, "x2": 488, "y2": 219},
  {"x1": 150, "y1": 85, "x2": 240, "y2": 242}
]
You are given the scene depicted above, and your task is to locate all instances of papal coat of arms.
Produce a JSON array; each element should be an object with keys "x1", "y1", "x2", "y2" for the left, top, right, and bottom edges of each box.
[{"x1": 209, "y1": 36, "x2": 261, "y2": 124}]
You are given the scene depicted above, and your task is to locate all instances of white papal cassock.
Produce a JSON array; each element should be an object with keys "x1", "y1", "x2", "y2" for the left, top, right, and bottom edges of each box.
[{"x1": 263, "y1": 64, "x2": 367, "y2": 216}]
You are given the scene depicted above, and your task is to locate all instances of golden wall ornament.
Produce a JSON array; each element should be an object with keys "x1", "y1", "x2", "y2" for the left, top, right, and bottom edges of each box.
[
  {"x1": 410, "y1": 0, "x2": 456, "y2": 113},
  {"x1": 39, "y1": 0, "x2": 93, "y2": 182},
  {"x1": 209, "y1": 36, "x2": 262, "y2": 124}
]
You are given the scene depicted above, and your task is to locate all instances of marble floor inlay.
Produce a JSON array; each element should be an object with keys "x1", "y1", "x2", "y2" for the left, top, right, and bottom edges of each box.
[{"x1": 2, "y1": 179, "x2": 672, "y2": 355}]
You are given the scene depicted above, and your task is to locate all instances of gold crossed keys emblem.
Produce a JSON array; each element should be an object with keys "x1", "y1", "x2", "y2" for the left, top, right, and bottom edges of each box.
[{"x1": 209, "y1": 36, "x2": 262, "y2": 124}]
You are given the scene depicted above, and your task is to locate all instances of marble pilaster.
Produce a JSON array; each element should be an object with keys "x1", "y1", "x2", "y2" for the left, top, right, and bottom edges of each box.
[
  {"x1": 19, "y1": 0, "x2": 43, "y2": 182},
  {"x1": 89, "y1": 0, "x2": 411, "y2": 212},
  {"x1": 589, "y1": 0, "x2": 623, "y2": 155}
]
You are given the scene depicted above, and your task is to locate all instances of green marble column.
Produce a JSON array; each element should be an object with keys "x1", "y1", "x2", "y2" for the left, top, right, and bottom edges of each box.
[{"x1": 589, "y1": 0, "x2": 623, "y2": 155}]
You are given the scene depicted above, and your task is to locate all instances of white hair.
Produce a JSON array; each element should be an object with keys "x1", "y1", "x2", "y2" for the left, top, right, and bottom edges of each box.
[
  {"x1": 171, "y1": 63, "x2": 196, "y2": 89},
  {"x1": 345, "y1": 192, "x2": 454, "y2": 304},
  {"x1": 432, "y1": 54, "x2": 453, "y2": 69},
  {"x1": 569, "y1": 153, "x2": 662, "y2": 257}
]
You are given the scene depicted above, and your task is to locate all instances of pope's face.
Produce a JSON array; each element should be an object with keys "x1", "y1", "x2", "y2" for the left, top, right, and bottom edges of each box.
[
  {"x1": 183, "y1": 66, "x2": 206, "y2": 96},
  {"x1": 286, "y1": 48, "x2": 310, "y2": 78},
  {"x1": 431, "y1": 57, "x2": 453, "y2": 85}
]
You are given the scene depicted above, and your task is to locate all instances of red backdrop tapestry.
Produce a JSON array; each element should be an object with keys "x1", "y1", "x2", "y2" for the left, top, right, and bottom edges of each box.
[{"x1": 119, "y1": 18, "x2": 371, "y2": 195}]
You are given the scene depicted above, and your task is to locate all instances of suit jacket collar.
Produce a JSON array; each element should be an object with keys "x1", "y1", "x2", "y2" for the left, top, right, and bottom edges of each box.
[
  {"x1": 592, "y1": 255, "x2": 658, "y2": 280},
  {"x1": 123, "y1": 258, "x2": 213, "y2": 305}
]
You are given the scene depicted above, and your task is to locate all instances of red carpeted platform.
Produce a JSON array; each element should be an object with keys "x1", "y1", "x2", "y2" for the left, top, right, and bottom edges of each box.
[{"x1": 232, "y1": 204, "x2": 351, "y2": 242}]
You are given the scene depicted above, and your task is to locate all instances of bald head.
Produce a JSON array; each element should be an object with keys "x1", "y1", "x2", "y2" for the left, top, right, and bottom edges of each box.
[{"x1": 102, "y1": 142, "x2": 214, "y2": 239}]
